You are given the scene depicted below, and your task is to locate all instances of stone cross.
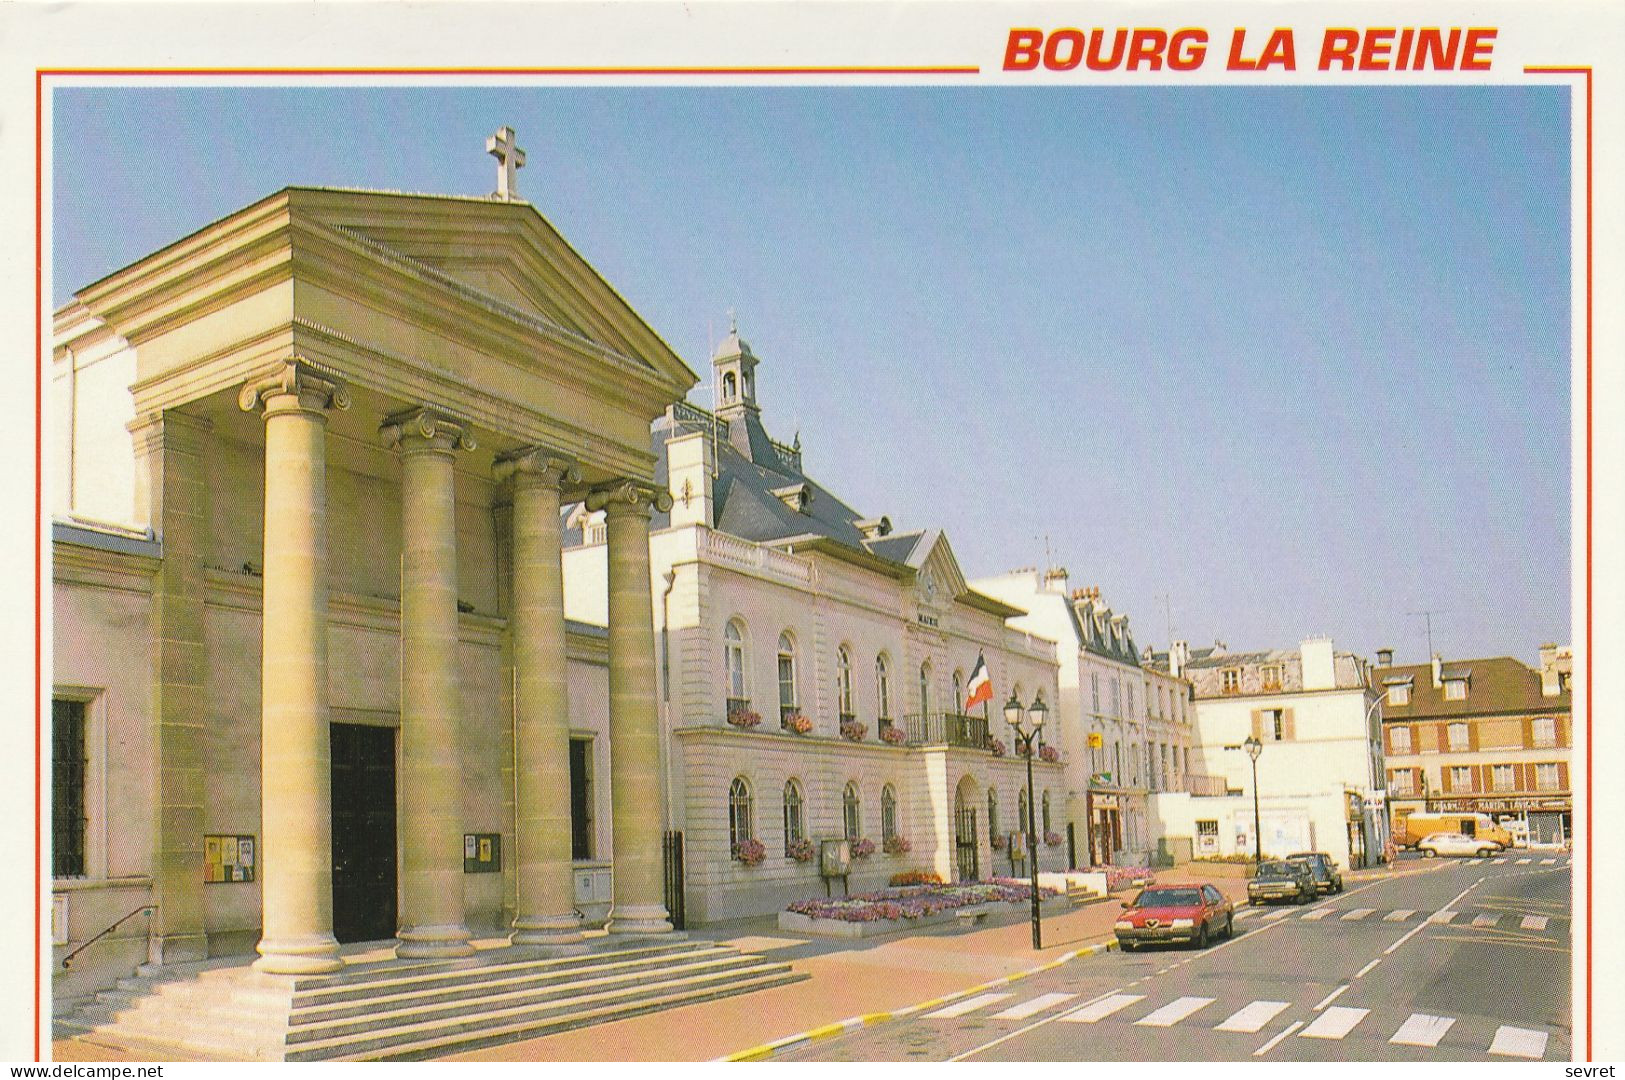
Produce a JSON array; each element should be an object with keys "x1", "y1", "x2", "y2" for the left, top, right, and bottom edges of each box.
[{"x1": 487, "y1": 126, "x2": 526, "y2": 201}]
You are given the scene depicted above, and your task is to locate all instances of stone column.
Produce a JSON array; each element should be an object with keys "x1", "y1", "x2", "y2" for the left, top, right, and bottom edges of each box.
[
  {"x1": 239, "y1": 360, "x2": 348, "y2": 975},
  {"x1": 497, "y1": 448, "x2": 586, "y2": 949},
  {"x1": 587, "y1": 481, "x2": 674, "y2": 935},
  {"x1": 384, "y1": 407, "x2": 476, "y2": 959},
  {"x1": 130, "y1": 409, "x2": 213, "y2": 966}
]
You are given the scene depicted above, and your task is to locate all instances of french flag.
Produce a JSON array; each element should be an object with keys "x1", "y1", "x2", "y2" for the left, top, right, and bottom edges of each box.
[{"x1": 964, "y1": 653, "x2": 993, "y2": 710}]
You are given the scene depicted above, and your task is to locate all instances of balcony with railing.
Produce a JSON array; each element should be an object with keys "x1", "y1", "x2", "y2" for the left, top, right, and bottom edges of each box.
[
  {"x1": 1184, "y1": 773, "x2": 1229, "y2": 797},
  {"x1": 903, "y1": 712, "x2": 991, "y2": 751}
]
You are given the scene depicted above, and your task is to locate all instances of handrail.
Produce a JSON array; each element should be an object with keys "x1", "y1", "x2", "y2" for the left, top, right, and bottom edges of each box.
[{"x1": 62, "y1": 904, "x2": 155, "y2": 969}]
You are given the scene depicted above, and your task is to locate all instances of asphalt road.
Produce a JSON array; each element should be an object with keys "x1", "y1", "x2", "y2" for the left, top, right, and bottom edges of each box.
[{"x1": 781, "y1": 854, "x2": 1573, "y2": 1062}]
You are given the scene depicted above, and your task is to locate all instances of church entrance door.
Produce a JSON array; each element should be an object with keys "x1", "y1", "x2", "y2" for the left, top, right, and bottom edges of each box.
[{"x1": 330, "y1": 723, "x2": 399, "y2": 943}]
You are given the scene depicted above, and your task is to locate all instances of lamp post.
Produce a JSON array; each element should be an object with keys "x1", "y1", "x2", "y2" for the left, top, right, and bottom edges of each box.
[
  {"x1": 1243, "y1": 736, "x2": 1263, "y2": 863},
  {"x1": 1005, "y1": 692, "x2": 1048, "y2": 950}
]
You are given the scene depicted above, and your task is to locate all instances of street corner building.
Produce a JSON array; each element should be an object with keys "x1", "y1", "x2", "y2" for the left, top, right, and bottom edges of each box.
[
  {"x1": 45, "y1": 148, "x2": 1066, "y2": 1057},
  {"x1": 1373, "y1": 646, "x2": 1573, "y2": 847},
  {"x1": 557, "y1": 324, "x2": 1066, "y2": 923}
]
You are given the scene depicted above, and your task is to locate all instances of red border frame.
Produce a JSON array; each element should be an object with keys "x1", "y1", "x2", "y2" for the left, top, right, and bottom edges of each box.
[{"x1": 32, "y1": 65, "x2": 1594, "y2": 1064}]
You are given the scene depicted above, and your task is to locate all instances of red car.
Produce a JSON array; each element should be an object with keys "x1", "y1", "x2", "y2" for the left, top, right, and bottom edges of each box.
[{"x1": 1114, "y1": 882, "x2": 1235, "y2": 951}]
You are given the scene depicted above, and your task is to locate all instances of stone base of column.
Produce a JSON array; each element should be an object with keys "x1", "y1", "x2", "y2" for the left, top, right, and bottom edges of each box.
[
  {"x1": 395, "y1": 923, "x2": 475, "y2": 959},
  {"x1": 510, "y1": 912, "x2": 587, "y2": 950},
  {"x1": 605, "y1": 903, "x2": 675, "y2": 935},
  {"x1": 252, "y1": 933, "x2": 343, "y2": 975},
  {"x1": 150, "y1": 932, "x2": 210, "y2": 967}
]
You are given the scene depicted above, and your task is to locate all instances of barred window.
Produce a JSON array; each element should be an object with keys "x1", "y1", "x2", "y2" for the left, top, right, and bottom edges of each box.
[
  {"x1": 987, "y1": 788, "x2": 999, "y2": 839},
  {"x1": 783, "y1": 779, "x2": 805, "y2": 853},
  {"x1": 53, "y1": 699, "x2": 87, "y2": 878},
  {"x1": 843, "y1": 782, "x2": 862, "y2": 842},
  {"x1": 881, "y1": 784, "x2": 898, "y2": 844},
  {"x1": 728, "y1": 777, "x2": 754, "y2": 859},
  {"x1": 836, "y1": 647, "x2": 854, "y2": 716}
]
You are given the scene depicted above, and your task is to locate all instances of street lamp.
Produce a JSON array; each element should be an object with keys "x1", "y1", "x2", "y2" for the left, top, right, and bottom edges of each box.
[
  {"x1": 1005, "y1": 692, "x2": 1048, "y2": 950},
  {"x1": 1242, "y1": 735, "x2": 1263, "y2": 863}
]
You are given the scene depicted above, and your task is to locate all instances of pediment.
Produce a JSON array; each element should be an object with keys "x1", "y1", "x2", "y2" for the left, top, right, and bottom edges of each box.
[
  {"x1": 916, "y1": 531, "x2": 969, "y2": 603},
  {"x1": 289, "y1": 188, "x2": 695, "y2": 392}
]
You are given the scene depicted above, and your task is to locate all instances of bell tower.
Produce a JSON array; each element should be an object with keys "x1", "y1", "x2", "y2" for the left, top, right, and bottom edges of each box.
[{"x1": 712, "y1": 311, "x2": 761, "y2": 423}]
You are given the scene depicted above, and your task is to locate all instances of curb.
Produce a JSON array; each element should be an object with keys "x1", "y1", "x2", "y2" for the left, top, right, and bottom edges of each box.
[{"x1": 718, "y1": 938, "x2": 1118, "y2": 1061}]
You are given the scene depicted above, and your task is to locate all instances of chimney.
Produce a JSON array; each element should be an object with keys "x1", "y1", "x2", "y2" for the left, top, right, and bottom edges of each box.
[
  {"x1": 1430, "y1": 654, "x2": 1443, "y2": 689},
  {"x1": 1301, "y1": 636, "x2": 1336, "y2": 691},
  {"x1": 1171, "y1": 639, "x2": 1190, "y2": 678},
  {"x1": 1377, "y1": 647, "x2": 1394, "y2": 667},
  {"x1": 1538, "y1": 643, "x2": 1570, "y2": 697},
  {"x1": 1042, "y1": 566, "x2": 1069, "y2": 593}
]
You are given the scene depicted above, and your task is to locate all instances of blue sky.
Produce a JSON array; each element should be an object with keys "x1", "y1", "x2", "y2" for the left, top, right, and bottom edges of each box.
[{"x1": 51, "y1": 85, "x2": 1572, "y2": 664}]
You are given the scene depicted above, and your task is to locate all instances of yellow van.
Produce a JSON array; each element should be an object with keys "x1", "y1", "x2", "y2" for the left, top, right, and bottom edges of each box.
[{"x1": 1394, "y1": 811, "x2": 1513, "y2": 850}]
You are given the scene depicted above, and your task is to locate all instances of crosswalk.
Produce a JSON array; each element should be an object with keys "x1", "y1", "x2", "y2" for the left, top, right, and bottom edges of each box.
[
  {"x1": 1231, "y1": 905, "x2": 1566, "y2": 931},
  {"x1": 1502, "y1": 856, "x2": 1571, "y2": 866},
  {"x1": 924, "y1": 987, "x2": 1555, "y2": 1057}
]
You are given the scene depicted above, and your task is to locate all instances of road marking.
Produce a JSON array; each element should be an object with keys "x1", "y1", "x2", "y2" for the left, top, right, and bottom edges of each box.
[
  {"x1": 1234, "y1": 907, "x2": 1263, "y2": 921},
  {"x1": 1520, "y1": 915, "x2": 1550, "y2": 930},
  {"x1": 1215, "y1": 1000, "x2": 1291, "y2": 1033},
  {"x1": 1262, "y1": 909, "x2": 1291, "y2": 922},
  {"x1": 1428, "y1": 911, "x2": 1459, "y2": 924},
  {"x1": 1517, "y1": 858, "x2": 1532, "y2": 865},
  {"x1": 1340, "y1": 908, "x2": 1376, "y2": 921},
  {"x1": 1390, "y1": 1013, "x2": 1456, "y2": 1047},
  {"x1": 1312, "y1": 984, "x2": 1349, "y2": 1010},
  {"x1": 1471, "y1": 913, "x2": 1500, "y2": 927},
  {"x1": 1302, "y1": 907, "x2": 1336, "y2": 921},
  {"x1": 1134, "y1": 996, "x2": 1216, "y2": 1027},
  {"x1": 1384, "y1": 909, "x2": 1415, "y2": 921},
  {"x1": 1059, "y1": 994, "x2": 1145, "y2": 1024},
  {"x1": 1355, "y1": 958, "x2": 1381, "y2": 978},
  {"x1": 1493, "y1": 857, "x2": 1508, "y2": 864},
  {"x1": 1488, "y1": 1025, "x2": 1549, "y2": 1058},
  {"x1": 990, "y1": 993, "x2": 1076, "y2": 1020},
  {"x1": 1540, "y1": 858, "x2": 1557, "y2": 865},
  {"x1": 924, "y1": 992, "x2": 1012, "y2": 1018},
  {"x1": 1300, "y1": 1006, "x2": 1369, "y2": 1039},
  {"x1": 1253, "y1": 1020, "x2": 1304, "y2": 1056}
]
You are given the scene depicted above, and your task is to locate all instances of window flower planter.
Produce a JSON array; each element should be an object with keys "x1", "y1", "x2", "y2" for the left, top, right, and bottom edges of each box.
[
  {"x1": 735, "y1": 838, "x2": 766, "y2": 866},
  {"x1": 989, "y1": 738, "x2": 1007, "y2": 758},
  {"x1": 1038, "y1": 745, "x2": 1061, "y2": 763},
  {"x1": 840, "y1": 719, "x2": 868, "y2": 742},
  {"x1": 787, "y1": 838, "x2": 816, "y2": 862},
  {"x1": 990, "y1": 833, "x2": 1006, "y2": 850},
  {"x1": 783, "y1": 712, "x2": 813, "y2": 735},
  {"x1": 851, "y1": 837, "x2": 876, "y2": 858},
  {"x1": 883, "y1": 835, "x2": 912, "y2": 855},
  {"x1": 727, "y1": 709, "x2": 762, "y2": 730},
  {"x1": 1044, "y1": 831, "x2": 1064, "y2": 847},
  {"x1": 879, "y1": 726, "x2": 907, "y2": 746}
]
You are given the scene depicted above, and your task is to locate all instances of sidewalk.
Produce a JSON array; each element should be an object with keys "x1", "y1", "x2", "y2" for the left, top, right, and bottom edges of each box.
[{"x1": 448, "y1": 865, "x2": 1255, "y2": 1062}]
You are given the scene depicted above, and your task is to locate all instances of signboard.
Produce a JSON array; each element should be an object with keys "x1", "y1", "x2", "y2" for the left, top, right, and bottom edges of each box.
[
  {"x1": 1090, "y1": 772, "x2": 1114, "y2": 787},
  {"x1": 464, "y1": 833, "x2": 502, "y2": 874},
  {"x1": 1087, "y1": 732, "x2": 1103, "y2": 749},
  {"x1": 204, "y1": 834, "x2": 255, "y2": 883},
  {"x1": 820, "y1": 838, "x2": 851, "y2": 878},
  {"x1": 1092, "y1": 794, "x2": 1119, "y2": 810}
]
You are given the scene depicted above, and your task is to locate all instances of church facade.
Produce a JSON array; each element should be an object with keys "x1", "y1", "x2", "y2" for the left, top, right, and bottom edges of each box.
[
  {"x1": 561, "y1": 329, "x2": 1066, "y2": 923},
  {"x1": 50, "y1": 177, "x2": 696, "y2": 1000}
]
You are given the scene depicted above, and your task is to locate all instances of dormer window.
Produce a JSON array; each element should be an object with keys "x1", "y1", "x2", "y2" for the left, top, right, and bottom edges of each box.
[
  {"x1": 1388, "y1": 684, "x2": 1410, "y2": 706},
  {"x1": 1260, "y1": 664, "x2": 1282, "y2": 691},
  {"x1": 771, "y1": 483, "x2": 813, "y2": 514},
  {"x1": 1220, "y1": 668, "x2": 1241, "y2": 694},
  {"x1": 1443, "y1": 679, "x2": 1467, "y2": 701}
]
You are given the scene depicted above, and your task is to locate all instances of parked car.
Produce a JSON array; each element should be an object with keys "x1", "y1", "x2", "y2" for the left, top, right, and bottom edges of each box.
[
  {"x1": 1115, "y1": 883, "x2": 1234, "y2": 951},
  {"x1": 1287, "y1": 851, "x2": 1344, "y2": 894},
  {"x1": 1247, "y1": 859, "x2": 1318, "y2": 905},
  {"x1": 1417, "y1": 832, "x2": 1499, "y2": 859}
]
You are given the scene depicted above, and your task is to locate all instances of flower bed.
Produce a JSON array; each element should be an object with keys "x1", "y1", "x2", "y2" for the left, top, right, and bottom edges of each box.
[
  {"x1": 779, "y1": 880, "x2": 1066, "y2": 938},
  {"x1": 1070, "y1": 865, "x2": 1156, "y2": 891}
]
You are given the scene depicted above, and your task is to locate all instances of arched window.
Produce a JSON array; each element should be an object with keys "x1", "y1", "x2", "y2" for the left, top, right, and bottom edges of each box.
[
  {"x1": 783, "y1": 779, "x2": 805, "y2": 853},
  {"x1": 987, "y1": 788, "x2": 1000, "y2": 840},
  {"x1": 876, "y1": 655, "x2": 892, "y2": 719},
  {"x1": 1018, "y1": 788, "x2": 1030, "y2": 835},
  {"x1": 952, "y1": 670, "x2": 964, "y2": 715},
  {"x1": 1042, "y1": 791, "x2": 1052, "y2": 834},
  {"x1": 724, "y1": 619, "x2": 748, "y2": 709},
  {"x1": 881, "y1": 784, "x2": 898, "y2": 843},
  {"x1": 777, "y1": 632, "x2": 798, "y2": 726},
  {"x1": 729, "y1": 777, "x2": 754, "y2": 859},
  {"x1": 843, "y1": 782, "x2": 861, "y2": 842},
  {"x1": 723, "y1": 371, "x2": 738, "y2": 402},
  {"x1": 919, "y1": 662, "x2": 932, "y2": 716},
  {"x1": 836, "y1": 646, "x2": 854, "y2": 718}
]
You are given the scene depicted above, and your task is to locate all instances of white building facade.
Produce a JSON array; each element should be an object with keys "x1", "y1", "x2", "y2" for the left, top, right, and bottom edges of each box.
[
  {"x1": 564, "y1": 330, "x2": 1065, "y2": 923},
  {"x1": 968, "y1": 572, "x2": 1195, "y2": 868},
  {"x1": 1147, "y1": 638, "x2": 1389, "y2": 869}
]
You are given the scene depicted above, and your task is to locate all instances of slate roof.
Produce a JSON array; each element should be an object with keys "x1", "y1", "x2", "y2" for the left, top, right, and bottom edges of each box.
[
  {"x1": 1068, "y1": 599, "x2": 1140, "y2": 666},
  {"x1": 1374, "y1": 656, "x2": 1569, "y2": 720}
]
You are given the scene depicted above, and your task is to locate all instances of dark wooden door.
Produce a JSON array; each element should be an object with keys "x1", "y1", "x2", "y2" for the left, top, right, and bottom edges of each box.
[
  {"x1": 954, "y1": 807, "x2": 979, "y2": 882},
  {"x1": 330, "y1": 723, "x2": 398, "y2": 943}
]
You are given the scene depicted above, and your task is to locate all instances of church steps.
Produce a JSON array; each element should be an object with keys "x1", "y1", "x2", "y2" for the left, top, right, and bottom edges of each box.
[
  {"x1": 285, "y1": 954, "x2": 790, "y2": 1050},
  {"x1": 296, "y1": 939, "x2": 708, "y2": 1002},
  {"x1": 290, "y1": 945, "x2": 744, "y2": 1024},
  {"x1": 306, "y1": 965, "x2": 807, "y2": 1062}
]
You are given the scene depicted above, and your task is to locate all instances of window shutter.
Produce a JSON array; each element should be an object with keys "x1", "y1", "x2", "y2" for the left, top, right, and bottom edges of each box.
[
  {"x1": 1250, "y1": 710, "x2": 1264, "y2": 740},
  {"x1": 1468, "y1": 723, "x2": 1479, "y2": 752},
  {"x1": 1557, "y1": 762, "x2": 1569, "y2": 789},
  {"x1": 1440, "y1": 768, "x2": 1452, "y2": 793},
  {"x1": 1282, "y1": 709, "x2": 1296, "y2": 741}
]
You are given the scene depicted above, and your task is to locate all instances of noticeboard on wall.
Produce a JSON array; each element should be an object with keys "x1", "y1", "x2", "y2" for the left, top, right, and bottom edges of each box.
[
  {"x1": 204, "y1": 834, "x2": 255, "y2": 883},
  {"x1": 464, "y1": 833, "x2": 502, "y2": 874}
]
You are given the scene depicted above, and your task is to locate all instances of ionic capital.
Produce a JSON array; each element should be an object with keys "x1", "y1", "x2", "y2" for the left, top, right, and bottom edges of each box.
[
  {"x1": 585, "y1": 480, "x2": 674, "y2": 517},
  {"x1": 238, "y1": 359, "x2": 351, "y2": 417},
  {"x1": 381, "y1": 407, "x2": 477, "y2": 454},
  {"x1": 493, "y1": 446, "x2": 581, "y2": 490}
]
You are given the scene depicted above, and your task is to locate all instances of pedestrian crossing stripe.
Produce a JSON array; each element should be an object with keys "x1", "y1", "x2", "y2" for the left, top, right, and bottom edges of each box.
[
  {"x1": 1493, "y1": 858, "x2": 1507, "y2": 864},
  {"x1": 1215, "y1": 1000, "x2": 1290, "y2": 1033},
  {"x1": 1540, "y1": 858, "x2": 1557, "y2": 865},
  {"x1": 1385, "y1": 909, "x2": 1415, "y2": 921},
  {"x1": 1429, "y1": 911, "x2": 1459, "y2": 924},
  {"x1": 990, "y1": 993, "x2": 1076, "y2": 1020},
  {"x1": 1234, "y1": 908, "x2": 1263, "y2": 921},
  {"x1": 924, "y1": 992, "x2": 1012, "y2": 1018},
  {"x1": 1301, "y1": 908, "x2": 1335, "y2": 920},
  {"x1": 1520, "y1": 915, "x2": 1549, "y2": 931},
  {"x1": 1340, "y1": 908, "x2": 1375, "y2": 921},
  {"x1": 1300, "y1": 1006, "x2": 1369, "y2": 1039},
  {"x1": 1135, "y1": 996, "x2": 1216, "y2": 1027},
  {"x1": 1390, "y1": 1013, "x2": 1456, "y2": 1047},
  {"x1": 1060, "y1": 994, "x2": 1145, "y2": 1023},
  {"x1": 1489, "y1": 1026, "x2": 1549, "y2": 1059},
  {"x1": 1262, "y1": 909, "x2": 1292, "y2": 921},
  {"x1": 1470, "y1": 914, "x2": 1499, "y2": 927},
  {"x1": 1517, "y1": 858, "x2": 1532, "y2": 864}
]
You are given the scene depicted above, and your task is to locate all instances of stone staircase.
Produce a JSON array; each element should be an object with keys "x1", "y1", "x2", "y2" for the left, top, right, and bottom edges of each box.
[{"x1": 56, "y1": 938, "x2": 806, "y2": 1061}]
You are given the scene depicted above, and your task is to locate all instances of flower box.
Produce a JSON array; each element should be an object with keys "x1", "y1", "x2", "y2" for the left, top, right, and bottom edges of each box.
[
  {"x1": 1044, "y1": 831, "x2": 1064, "y2": 847},
  {"x1": 782, "y1": 711, "x2": 813, "y2": 735},
  {"x1": 735, "y1": 838, "x2": 766, "y2": 866},
  {"x1": 787, "y1": 838, "x2": 816, "y2": 862},
  {"x1": 879, "y1": 726, "x2": 907, "y2": 746},
  {"x1": 726, "y1": 709, "x2": 762, "y2": 730},
  {"x1": 1038, "y1": 745, "x2": 1061, "y2": 763},
  {"x1": 851, "y1": 837, "x2": 876, "y2": 858},
  {"x1": 989, "y1": 738, "x2": 1007, "y2": 757},
  {"x1": 883, "y1": 835, "x2": 912, "y2": 855},
  {"x1": 839, "y1": 719, "x2": 868, "y2": 742}
]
